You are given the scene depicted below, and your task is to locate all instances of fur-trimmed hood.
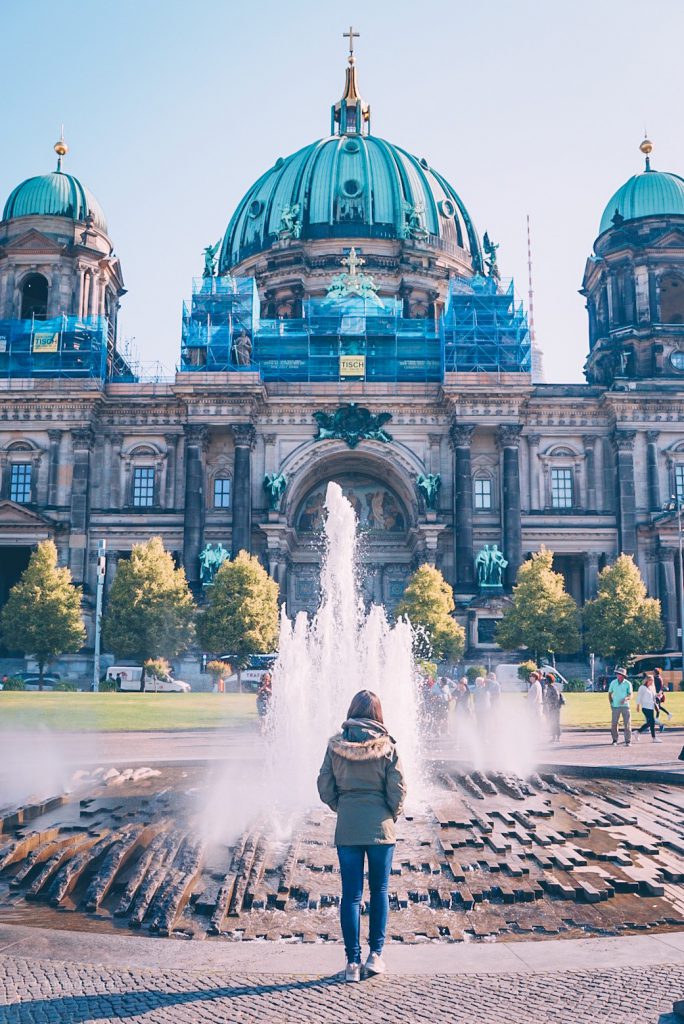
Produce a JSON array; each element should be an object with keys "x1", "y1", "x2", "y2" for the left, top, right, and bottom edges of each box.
[{"x1": 328, "y1": 717, "x2": 395, "y2": 762}]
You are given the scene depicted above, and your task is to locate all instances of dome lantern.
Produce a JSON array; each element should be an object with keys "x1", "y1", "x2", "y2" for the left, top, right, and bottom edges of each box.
[{"x1": 331, "y1": 26, "x2": 371, "y2": 137}]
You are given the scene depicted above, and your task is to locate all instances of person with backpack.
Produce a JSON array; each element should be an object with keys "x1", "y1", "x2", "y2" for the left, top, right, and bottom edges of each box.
[
  {"x1": 543, "y1": 673, "x2": 565, "y2": 742},
  {"x1": 635, "y1": 674, "x2": 661, "y2": 743}
]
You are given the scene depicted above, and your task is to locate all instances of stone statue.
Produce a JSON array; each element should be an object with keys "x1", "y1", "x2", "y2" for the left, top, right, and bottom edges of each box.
[
  {"x1": 202, "y1": 240, "x2": 221, "y2": 278},
  {"x1": 475, "y1": 543, "x2": 508, "y2": 588},
  {"x1": 199, "y1": 542, "x2": 229, "y2": 586},
  {"x1": 264, "y1": 471, "x2": 287, "y2": 511},
  {"x1": 403, "y1": 201, "x2": 428, "y2": 241},
  {"x1": 313, "y1": 403, "x2": 393, "y2": 449},
  {"x1": 416, "y1": 472, "x2": 441, "y2": 510},
  {"x1": 483, "y1": 232, "x2": 500, "y2": 283},
  {"x1": 279, "y1": 203, "x2": 302, "y2": 240},
  {"x1": 325, "y1": 247, "x2": 384, "y2": 307},
  {"x1": 233, "y1": 330, "x2": 252, "y2": 366}
]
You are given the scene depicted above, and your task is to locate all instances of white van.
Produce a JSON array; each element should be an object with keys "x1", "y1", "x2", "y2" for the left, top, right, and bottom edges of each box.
[
  {"x1": 495, "y1": 663, "x2": 569, "y2": 692},
  {"x1": 106, "y1": 666, "x2": 191, "y2": 693}
]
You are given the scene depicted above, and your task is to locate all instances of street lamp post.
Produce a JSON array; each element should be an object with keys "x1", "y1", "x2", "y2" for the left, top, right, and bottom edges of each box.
[
  {"x1": 664, "y1": 496, "x2": 684, "y2": 685},
  {"x1": 93, "y1": 540, "x2": 107, "y2": 693}
]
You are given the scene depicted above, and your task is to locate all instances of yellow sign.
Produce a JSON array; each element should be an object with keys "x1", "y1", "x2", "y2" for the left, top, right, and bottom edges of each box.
[
  {"x1": 340, "y1": 355, "x2": 365, "y2": 377},
  {"x1": 32, "y1": 332, "x2": 59, "y2": 354}
]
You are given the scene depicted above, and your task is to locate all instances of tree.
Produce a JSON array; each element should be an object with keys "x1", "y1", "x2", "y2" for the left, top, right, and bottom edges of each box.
[
  {"x1": 0, "y1": 540, "x2": 86, "y2": 688},
  {"x1": 395, "y1": 564, "x2": 465, "y2": 661},
  {"x1": 102, "y1": 537, "x2": 196, "y2": 664},
  {"x1": 583, "y1": 554, "x2": 664, "y2": 666},
  {"x1": 198, "y1": 551, "x2": 279, "y2": 690},
  {"x1": 496, "y1": 547, "x2": 581, "y2": 660}
]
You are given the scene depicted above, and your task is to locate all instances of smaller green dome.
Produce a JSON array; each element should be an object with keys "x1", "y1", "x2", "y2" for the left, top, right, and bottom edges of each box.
[
  {"x1": 2, "y1": 171, "x2": 107, "y2": 232},
  {"x1": 599, "y1": 166, "x2": 684, "y2": 235}
]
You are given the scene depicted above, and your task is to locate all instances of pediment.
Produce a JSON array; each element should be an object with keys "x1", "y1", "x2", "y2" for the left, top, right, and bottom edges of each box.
[
  {"x1": 4, "y1": 229, "x2": 65, "y2": 255},
  {"x1": 0, "y1": 500, "x2": 55, "y2": 529},
  {"x1": 643, "y1": 227, "x2": 684, "y2": 251}
]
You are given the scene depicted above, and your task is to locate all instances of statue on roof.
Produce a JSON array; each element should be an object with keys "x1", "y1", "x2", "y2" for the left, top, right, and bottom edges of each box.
[
  {"x1": 483, "y1": 232, "x2": 501, "y2": 283},
  {"x1": 403, "y1": 201, "x2": 428, "y2": 241},
  {"x1": 325, "y1": 247, "x2": 384, "y2": 307},
  {"x1": 279, "y1": 203, "x2": 302, "y2": 239},
  {"x1": 202, "y1": 240, "x2": 221, "y2": 278}
]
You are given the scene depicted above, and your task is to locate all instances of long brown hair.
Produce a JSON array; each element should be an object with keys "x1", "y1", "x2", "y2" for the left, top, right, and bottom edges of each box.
[{"x1": 346, "y1": 690, "x2": 384, "y2": 724}]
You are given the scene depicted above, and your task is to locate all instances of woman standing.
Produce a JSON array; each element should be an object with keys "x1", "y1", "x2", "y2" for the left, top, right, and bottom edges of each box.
[
  {"x1": 543, "y1": 673, "x2": 565, "y2": 742},
  {"x1": 636, "y1": 674, "x2": 661, "y2": 743},
  {"x1": 256, "y1": 672, "x2": 272, "y2": 735},
  {"x1": 317, "y1": 690, "x2": 406, "y2": 982}
]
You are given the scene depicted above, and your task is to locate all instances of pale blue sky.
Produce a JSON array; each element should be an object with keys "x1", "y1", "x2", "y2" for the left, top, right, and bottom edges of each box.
[{"x1": 2, "y1": 0, "x2": 683, "y2": 381}]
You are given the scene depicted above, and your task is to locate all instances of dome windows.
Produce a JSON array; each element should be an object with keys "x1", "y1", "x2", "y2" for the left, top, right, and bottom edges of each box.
[
  {"x1": 439, "y1": 199, "x2": 456, "y2": 219},
  {"x1": 342, "y1": 178, "x2": 362, "y2": 197},
  {"x1": 670, "y1": 350, "x2": 684, "y2": 371},
  {"x1": 248, "y1": 200, "x2": 264, "y2": 218}
]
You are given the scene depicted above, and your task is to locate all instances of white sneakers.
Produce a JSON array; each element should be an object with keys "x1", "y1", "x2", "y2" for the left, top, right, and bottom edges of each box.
[
  {"x1": 345, "y1": 962, "x2": 361, "y2": 983},
  {"x1": 364, "y1": 952, "x2": 386, "y2": 975},
  {"x1": 344, "y1": 953, "x2": 387, "y2": 981}
]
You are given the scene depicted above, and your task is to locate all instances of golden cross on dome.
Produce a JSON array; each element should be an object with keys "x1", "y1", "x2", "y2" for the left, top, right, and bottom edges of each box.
[
  {"x1": 343, "y1": 25, "x2": 359, "y2": 60},
  {"x1": 341, "y1": 247, "x2": 365, "y2": 277}
]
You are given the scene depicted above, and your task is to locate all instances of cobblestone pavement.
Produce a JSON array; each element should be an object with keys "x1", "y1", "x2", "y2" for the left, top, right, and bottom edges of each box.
[{"x1": 0, "y1": 956, "x2": 682, "y2": 1023}]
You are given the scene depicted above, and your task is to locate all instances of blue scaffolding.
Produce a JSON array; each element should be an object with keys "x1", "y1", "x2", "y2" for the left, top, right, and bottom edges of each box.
[{"x1": 0, "y1": 315, "x2": 109, "y2": 379}]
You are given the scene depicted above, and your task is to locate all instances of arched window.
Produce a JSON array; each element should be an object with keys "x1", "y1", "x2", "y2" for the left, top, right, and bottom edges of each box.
[
  {"x1": 660, "y1": 273, "x2": 684, "y2": 325},
  {"x1": 20, "y1": 273, "x2": 48, "y2": 320}
]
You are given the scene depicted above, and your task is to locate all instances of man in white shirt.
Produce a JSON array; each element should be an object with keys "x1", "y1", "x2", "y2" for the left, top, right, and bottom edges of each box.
[
  {"x1": 527, "y1": 671, "x2": 543, "y2": 732},
  {"x1": 608, "y1": 668, "x2": 632, "y2": 746}
]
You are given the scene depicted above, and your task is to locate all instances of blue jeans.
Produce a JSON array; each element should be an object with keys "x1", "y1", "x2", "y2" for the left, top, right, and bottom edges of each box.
[{"x1": 337, "y1": 844, "x2": 395, "y2": 964}]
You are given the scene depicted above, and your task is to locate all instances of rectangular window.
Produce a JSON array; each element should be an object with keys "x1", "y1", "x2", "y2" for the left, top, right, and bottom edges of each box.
[
  {"x1": 132, "y1": 467, "x2": 155, "y2": 507},
  {"x1": 551, "y1": 467, "x2": 574, "y2": 509},
  {"x1": 214, "y1": 478, "x2": 231, "y2": 508},
  {"x1": 676, "y1": 464, "x2": 684, "y2": 504},
  {"x1": 10, "y1": 463, "x2": 31, "y2": 504},
  {"x1": 474, "y1": 478, "x2": 492, "y2": 510}
]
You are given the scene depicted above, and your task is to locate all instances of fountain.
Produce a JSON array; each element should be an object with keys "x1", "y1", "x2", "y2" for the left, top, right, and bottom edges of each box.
[
  {"x1": 0, "y1": 482, "x2": 683, "y2": 943},
  {"x1": 267, "y1": 481, "x2": 422, "y2": 812}
]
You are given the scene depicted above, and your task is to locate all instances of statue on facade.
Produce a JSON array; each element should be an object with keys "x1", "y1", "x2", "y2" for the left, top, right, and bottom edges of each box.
[
  {"x1": 278, "y1": 203, "x2": 302, "y2": 239},
  {"x1": 199, "y1": 542, "x2": 229, "y2": 586},
  {"x1": 233, "y1": 330, "x2": 252, "y2": 366},
  {"x1": 475, "y1": 543, "x2": 508, "y2": 588},
  {"x1": 313, "y1": 403, "x2": 393, "y2": 448},
  {"x1": 416, "y1": 472, "x2": 441, "y2": 510},
  {"x1": 202, "y1": 240, "x2": 221, "y2": 278},
  {"x1": 483, "y1": 232, "x2": 501, "y2": 283},
  {"x1": 263, "y1": 471, "x2": 287, "y2": 511}
]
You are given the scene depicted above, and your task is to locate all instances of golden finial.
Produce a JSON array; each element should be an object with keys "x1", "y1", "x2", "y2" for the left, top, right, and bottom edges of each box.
[
  {"x1": 640, "y1": 134, "x2": 653, "y2": 171},
  {"x1": 54, "y1": 125, "x2": 68, "y2": 170}
]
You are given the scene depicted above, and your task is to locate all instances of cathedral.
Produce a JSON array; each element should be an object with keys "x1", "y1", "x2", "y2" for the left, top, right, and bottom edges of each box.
[{"x1": 1, "y1": 41, "x2": 684, "y2": 661}]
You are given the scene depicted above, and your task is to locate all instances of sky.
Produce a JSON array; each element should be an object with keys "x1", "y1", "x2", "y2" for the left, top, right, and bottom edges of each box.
[{"x1": 2, "y1": 0, "x2": 684, "y2": 382}]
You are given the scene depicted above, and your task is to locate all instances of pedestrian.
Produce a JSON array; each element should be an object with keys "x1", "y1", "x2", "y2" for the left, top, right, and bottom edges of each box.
[
  {"x1": 608, "y1": 667, "x2": 632, "y2": 746},
  {"x1": 256, "y1": 671, "x2": 272, "y2": 734},
  {"x1": 543, "y1": 673, "x2": 565, "y2": 742},
  {"x1": 635, "y1": 673, "x2": 661, "y2": 743},
  {"x1": 485, "y1": 672, "x2": 501, "y2": 712},
  {"x1": 653, "y1": 668, "x2": 673, "y2": 732},
  {"x1": 453, "y1": 678, "x2": 473, "y2": 749},
  {"x1": 472, "y1": 676, "x2": 491, "y2": 736},
  {"x1": 317, "y1": 690, "x2": 406, "y2": 983},
  {"x1": 527, "y1": 671, "x2": 544, "y2": 732},
  {"x1": 429, "y1": 676, "x2": 450, "y2": 737}
]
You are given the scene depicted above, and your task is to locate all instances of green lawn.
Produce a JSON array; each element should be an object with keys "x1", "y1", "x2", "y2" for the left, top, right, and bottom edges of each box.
[
  {"x1": 0, "y1": 692, "x2": 257, "y2": 732},
  {"x1": 0, "y1": 690, "x2": 681, "y2": 733}
]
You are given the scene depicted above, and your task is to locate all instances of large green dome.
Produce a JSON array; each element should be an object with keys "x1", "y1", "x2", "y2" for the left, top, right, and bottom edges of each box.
[
  {"x1": 599, "y1": 163, "x2": 684, "y2": 235},
  {"x1": 219, "y1": 133, "x2": 483, "y2": 272},
  {"x1": 2, "y1": 170, "x2": 107, "y2": 232}
]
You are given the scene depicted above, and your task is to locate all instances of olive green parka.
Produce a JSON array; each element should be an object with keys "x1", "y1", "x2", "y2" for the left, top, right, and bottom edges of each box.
[{"x1": 317, "y1": 717, "x2": 407, "y2": 846}]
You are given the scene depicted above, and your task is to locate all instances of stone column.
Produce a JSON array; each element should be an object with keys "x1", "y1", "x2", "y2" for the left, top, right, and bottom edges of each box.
[
  {"x1": 231, "y1": 424, "x2": 256, "y2": 555},
  {"x1": 613, "y1": 430, "x2": 637, "y2": 556},
  {"x1": 584, "y1": 551, "x2": 600, "y2": 601},
  {"x1": 527, "y1": 434, "x2": 541, "y2": 510},
  {"x1": 164, "y1": 434, "x2": 177, "y2": 510},
  {"x1": 602, "y1": 437, "x2": 615, "y2": 513},
  {"x1": 583, "y1": 435, "x2": 597, "y2": 511},
  {"x1": 108, "y1": 433, "x2": 123, "y2": 509},
  {"x1": 182, "y1": 425, "x2": 208, "y2": 589},
  {"x1": 69, "y1": 428, "x2": 93, "y2": 585},
  {"x1": 47, "y1": 429, "x2": 62, "y2": 506},
  {"x1": 646, "y1": 431, "x2": 661, "y2": 512},
  {"x1": 658, "y1": 546, "x2": 678, "y2": 651},
  {"x1": 427, "y1": 433, "x2": 442, "y2": 476},
  {"x1": 496, "y1": 424, "x2": 522, "y2": 586},
  {"x1": 449, "y1": 423, "x2": 475, "y2": 589}
]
